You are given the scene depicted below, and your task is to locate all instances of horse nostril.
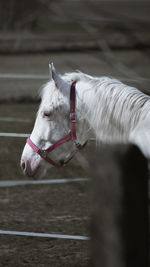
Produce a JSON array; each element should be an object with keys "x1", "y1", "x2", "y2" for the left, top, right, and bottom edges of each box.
[{"x1": 21, "y1": 160, "x2": 26, "y2": 171}]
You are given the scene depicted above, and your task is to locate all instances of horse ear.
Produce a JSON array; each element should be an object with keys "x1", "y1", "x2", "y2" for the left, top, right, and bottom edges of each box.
[
  {"x1": 49, "y1": 63, "x2": 53, "y2": 81},
  {"x1": 49, "y1": 63, "x2": 69, "y2": 97}
]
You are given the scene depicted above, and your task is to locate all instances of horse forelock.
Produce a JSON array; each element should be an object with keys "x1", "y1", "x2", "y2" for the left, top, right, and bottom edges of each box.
[
  {"x1": 39, "y1": 72, "x2": 91, "y2": 111},
  {"x1": 39, "y1": 81, "x2": 65, "y2": 111}
]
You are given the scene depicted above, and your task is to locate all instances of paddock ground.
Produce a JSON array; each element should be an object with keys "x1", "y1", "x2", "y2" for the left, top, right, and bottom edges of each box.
[{"x1": 0, "y1": 49, "x2": 150, "y2": 266}]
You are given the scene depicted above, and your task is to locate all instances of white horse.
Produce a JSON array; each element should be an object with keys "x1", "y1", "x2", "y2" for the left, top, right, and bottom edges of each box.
[{"x1": 21, "y1": 63, "x2": 150, "y2": 178}]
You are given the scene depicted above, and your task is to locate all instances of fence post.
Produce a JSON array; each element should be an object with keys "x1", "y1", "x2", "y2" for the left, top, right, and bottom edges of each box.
[{"x1": 90, "y1": 144, "x2": 149, "y2": 267}]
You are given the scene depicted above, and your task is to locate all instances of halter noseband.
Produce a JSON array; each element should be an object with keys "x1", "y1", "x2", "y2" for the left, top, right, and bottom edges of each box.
[{"x1": 27, "y1": 81, "x2": 87, "y2": 167}]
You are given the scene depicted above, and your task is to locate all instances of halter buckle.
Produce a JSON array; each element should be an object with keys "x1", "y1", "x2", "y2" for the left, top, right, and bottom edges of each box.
[
  {"x1": 70, "y1": 112, "x2": 76, "y2": 123},
  {"x1": 39, "y1": 149, "x2": 47, "y2": 158}
]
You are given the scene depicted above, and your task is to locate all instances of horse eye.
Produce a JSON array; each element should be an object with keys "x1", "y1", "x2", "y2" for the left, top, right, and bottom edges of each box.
[{"x1": 42, "y1": 111, "x2": 51, "y2": 119}]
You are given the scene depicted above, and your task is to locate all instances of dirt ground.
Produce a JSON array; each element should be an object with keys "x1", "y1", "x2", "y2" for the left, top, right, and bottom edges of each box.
[{"x1": 0, "y1": 182, "x2": 90, "y2": 267}]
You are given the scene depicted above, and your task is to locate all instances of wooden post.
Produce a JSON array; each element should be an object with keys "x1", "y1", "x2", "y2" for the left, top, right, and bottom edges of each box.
[{"x1": 90, "y1": 144, "x2": 149, "y2": 267}]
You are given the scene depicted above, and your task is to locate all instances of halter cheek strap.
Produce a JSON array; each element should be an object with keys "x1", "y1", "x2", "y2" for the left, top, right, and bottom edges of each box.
[{"x1": 27, "y1": 81, "x2": 87, "y2": 167}]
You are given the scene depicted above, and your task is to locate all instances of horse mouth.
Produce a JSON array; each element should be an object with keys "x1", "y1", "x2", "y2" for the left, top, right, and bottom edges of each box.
[{"x1": 21, "y1": 159, "x2": 42, "y2": 179}]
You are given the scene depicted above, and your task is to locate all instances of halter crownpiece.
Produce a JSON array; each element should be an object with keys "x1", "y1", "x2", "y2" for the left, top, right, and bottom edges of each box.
[{"x1": 27, "y1": 81, "x2": 87, "y2": 167}]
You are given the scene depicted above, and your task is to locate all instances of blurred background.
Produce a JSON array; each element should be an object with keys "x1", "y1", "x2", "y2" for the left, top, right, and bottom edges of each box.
[
  {"x1": 0, "y1": 0, "x2": 150, "y2": 100},
  {"x1": 0, "y1": 1, "x2": 149, "y2": 266}
]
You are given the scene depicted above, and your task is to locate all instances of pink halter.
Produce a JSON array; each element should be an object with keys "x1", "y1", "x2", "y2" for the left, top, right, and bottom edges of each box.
[{"x1": 27, "y1": 81, "x2": 87, "y2": 167}]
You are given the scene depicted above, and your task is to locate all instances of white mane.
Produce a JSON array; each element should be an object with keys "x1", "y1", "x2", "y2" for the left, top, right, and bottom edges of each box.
[{"x1": 62, "y1": 72, "x2": 150, "y2": 143}]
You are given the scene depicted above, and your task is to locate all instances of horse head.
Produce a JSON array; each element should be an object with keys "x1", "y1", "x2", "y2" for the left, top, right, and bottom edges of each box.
[{"x1": 20, "y1": 64, "x2": 87, "y2": 178}]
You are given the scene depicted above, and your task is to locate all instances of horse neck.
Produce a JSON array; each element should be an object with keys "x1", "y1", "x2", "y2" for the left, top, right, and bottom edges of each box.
[{"x1": 76, "y1": 78, "x2": 150, "y2": 143}]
